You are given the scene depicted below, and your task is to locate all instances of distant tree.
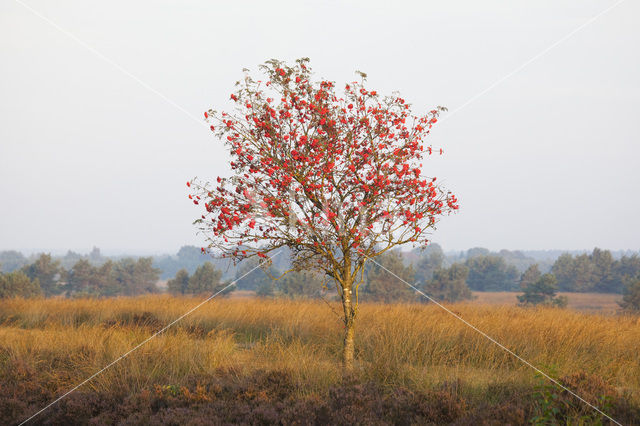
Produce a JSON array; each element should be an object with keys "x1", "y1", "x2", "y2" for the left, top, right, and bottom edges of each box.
[
  {"x1": 466, "y1": 247, "x2": 491, "y2": 259},
  {"x1": 63, "y1": 257, "x2": 160, "y2": 297},
  {"x1": 619, "y1": 278, "x2": 640, "y2": 312},
  {"x1": 167, "y1": 269, "x2": 190, "y2": 295},
  {"x1": 115, "y1": 258, "x2": 160, "y2": 295},
  {"x1": 551, "y1": 248, "x2": 636, "y2": 293},
  {"x1": 234, "y1": 258, "x2": 281, "y2": 292},
  {"x1": 133, "y1": 257, "x2": 161, "y2": 294},
  {"x1": 612, "y1": 254, "x2": 640, "y2": 294},
  {"x1": 0, "y1": 251, "x2": 29, "y2": 273},
  {"x1": 153, "y1": 246, "x2": 237, "y2": 280},
  {"x1": 413, "y1": 243, "x2": 445, "y2": 284},
  {"x1": 423, "y1": 264, "x2": 473, "y2": 303},
  {"x1": 519, "y1": 264, "x2": 542, "y2": 289},
  {"x1": 66, "y1": 259, "x2": 96, "y2": 295},
  {"x1": 255, "y1": 280, "x2": 275, "y2": 297},
  {"x1": 92, "y1": 260, "x2": 122, "y2": 297},
  {"x1": 573, "y1": 254, "x2": 596, "y2": 291},
  {"x1": 186, "y1": 262, "x2": 223, "y2": 294},
  {"x1": 361, "y1": 251, "x2": 415, "y2": 303},
  {"x1": 465, "y1": 255, "x2": 519, "y2": 291},
  {"x1": 21, "y1": 253, "x2": 63, "y2": 296},
  {"x1": 0, "y1": 271, "x2": 41, "y2": 298},
  {"x1": 551, "y1": 253, "x2": 576, "y2": 291},
  {"x1": 497, "y1": 249, "x2": 538, "y2": 273},
  {"x1": 88, "y1": 247, "x2": 104, "y2": 263},
  {"x1": 60, "y1": 250, "x2": 86, "y2": 270},
  {"x1": 591, "y1": 248, "x2": 615, "y2": 292},
  {"x1": 517, "y1": 273, "x2": 568, "y2": 308},
  {"x1": 277, "y1": 270, "x2": 328, "y2": 299},
  {"x1": 176, "y1": 245, "x2": 206, "y2": 263}
]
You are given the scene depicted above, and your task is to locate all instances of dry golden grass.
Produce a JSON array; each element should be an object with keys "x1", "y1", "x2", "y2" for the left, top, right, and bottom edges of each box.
[
  {"x1": 1, "y1": 296, "x2": 638, "y2": 404},
  {"x1": 472, "y1": 291, "x2": 623, "y2": 313}
]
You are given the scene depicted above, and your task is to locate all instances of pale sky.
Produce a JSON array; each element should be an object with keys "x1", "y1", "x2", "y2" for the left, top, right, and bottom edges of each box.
[{"x1": 1, "y1": 0, "x2": 638, "y2": 255}]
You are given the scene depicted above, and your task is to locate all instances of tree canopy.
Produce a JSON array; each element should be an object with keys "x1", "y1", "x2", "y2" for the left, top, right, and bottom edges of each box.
[
  {"x1": 423, "y1": 264, "x2": 473, "y2": 303},
  {"x1": 190, "y1": 58, "x2": 457, "y2": 273}
]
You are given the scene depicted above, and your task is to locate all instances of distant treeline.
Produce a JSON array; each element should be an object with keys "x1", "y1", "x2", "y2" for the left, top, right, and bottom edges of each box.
[
  {"x1": 1, "y1": 246, "x2": 639, "y2": 301},
  {"x1": 0, "y1": 256, "x2": 160, "y2": 298}
]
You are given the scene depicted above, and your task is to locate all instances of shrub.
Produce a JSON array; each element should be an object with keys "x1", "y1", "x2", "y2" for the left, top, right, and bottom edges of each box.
[{"x1": 518, "y1": 273, "x2": 567, "y2": 308}]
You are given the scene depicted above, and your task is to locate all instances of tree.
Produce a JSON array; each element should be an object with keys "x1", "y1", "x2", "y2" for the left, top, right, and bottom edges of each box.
[
  {"x1": 517, "y1": 273, "x2": 568, "y2": 308},
  {"x1": 423, "y1": 264, "x2": 473, "y2": 303},
  {"x1": 551, "y1": 253, "x2": 576, "y2": 291},
  {"x1": 115, "y1": 258, "x2": 160, "y2": 295},
  {"x1": 612, "y1": 255, "x2": 640, "y2": 294},
  {"x1": 361, "y1": 251, "x2": 416, "y2": 303},
  {"x1": 186, "y1": 262, "x2": 223, "y2": 294},
  {"x1": 591, "y1": 248, "x2": 615, "y2": 292},
  {"x1": 466, "y1": 247, "x2": 491, "y2": 259},
  {"x1": 0, "y1": 271, "x2": 41, "y2": 298},
  {"x1": 277, "y1": 270, "x2": 328, "y2": 299},
  {"x1": 189, "y1": 58, "x2": 458, "y2": 370},
  {"x1": 550, "y1": 248, "x2": 636, "y2": 293},
  {"x1": 67, "y1": 259, "x2": 96, "y2": 295},
  {"x1": 497, "y1": 249, "x2": 537, "y2": 273},
  {"x1": 619, "y1": 278, "x2": 640, "y2": 312},
  {"x1": 413, "y1": 243, "x2": 445, "y2": 284},
  {"x1": 92, "y1": 260, "x2": 122, "y2": 297},
  {"x1": 60, "y1": 250, "x2": 85, "y2": 270},
  {"x1": 234, "y1": 257, "x2": 281, "y2": 292},
  {"x1": 0, "y1": 251, "x2": 29, "y2": 273},
  {"x1": 88, "y1": 247, "x2": 104, "y2": 263},
  {"x1": 167, "y1": 269, "x2": 190, "y2": 295},
  {"x1": 21, "y1": 253, "x2": 63, "y2": 296},
  {"x1": 551, "y1": 252, "x2": 595, "y2": 292},
  {"x1": 519, "y1": 264, "x2": 542, "y2": 289},
  {"x1": 465, "y1": 255, "x2": 519, "y2": 291}
]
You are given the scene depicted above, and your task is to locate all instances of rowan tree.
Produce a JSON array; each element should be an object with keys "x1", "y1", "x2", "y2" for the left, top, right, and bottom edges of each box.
[{"x1": 189, "y1": 58, "x2": 458, "y2": 369}]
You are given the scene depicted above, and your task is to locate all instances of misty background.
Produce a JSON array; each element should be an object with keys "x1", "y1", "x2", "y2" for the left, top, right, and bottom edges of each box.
[{"x1": 1, "y1": 0, "x2": 638, "y2": 255}]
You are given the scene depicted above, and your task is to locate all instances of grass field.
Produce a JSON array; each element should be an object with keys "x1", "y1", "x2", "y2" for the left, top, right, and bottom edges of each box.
[
  {"x1": 1, "y1": 296, "x2": 639, "y2": 424},
  {"x1": 472, "y1": 291, "x2": 623, "y2": 313}
]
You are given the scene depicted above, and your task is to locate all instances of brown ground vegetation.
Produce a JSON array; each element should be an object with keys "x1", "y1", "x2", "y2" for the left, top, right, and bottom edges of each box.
[{"x1": 1, "y1": 296, "x2": 638, "y2": 424}]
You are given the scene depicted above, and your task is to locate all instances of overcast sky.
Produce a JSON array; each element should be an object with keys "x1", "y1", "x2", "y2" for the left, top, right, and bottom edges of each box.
[{"x1": 1, "y1": 0, "x2": 638, "y2": 255}]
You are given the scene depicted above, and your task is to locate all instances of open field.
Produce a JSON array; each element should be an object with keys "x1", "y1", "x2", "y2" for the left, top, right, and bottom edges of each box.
[
  {"x1": 472, "y1": 292, "x2": 623, "y2": 313},
  {"x1": 1, "y1": 296, "x2": 639, "y2": 424}
]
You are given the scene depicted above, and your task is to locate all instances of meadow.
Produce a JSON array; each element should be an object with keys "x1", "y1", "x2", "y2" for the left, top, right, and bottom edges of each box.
[
  {"x1": 1, "y1": 295, "x2": 639, "y2": 425},
  {"x1": 472, "y1": 292, "x2": 623, "y2": 313}
]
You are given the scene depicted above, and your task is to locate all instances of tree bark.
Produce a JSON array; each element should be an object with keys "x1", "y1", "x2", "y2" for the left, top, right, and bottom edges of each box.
[{"x1": 341, "y1": 276, "x2": 356, "y2": 370}]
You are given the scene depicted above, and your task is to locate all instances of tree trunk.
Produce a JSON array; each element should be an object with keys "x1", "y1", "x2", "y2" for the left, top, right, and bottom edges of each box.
[
  {"x1": 343, "y1": 313, "x2": 355, "y2": 370},
  {"x1": 341, "y1": 277, "x2": 356, "y2": 370}
]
